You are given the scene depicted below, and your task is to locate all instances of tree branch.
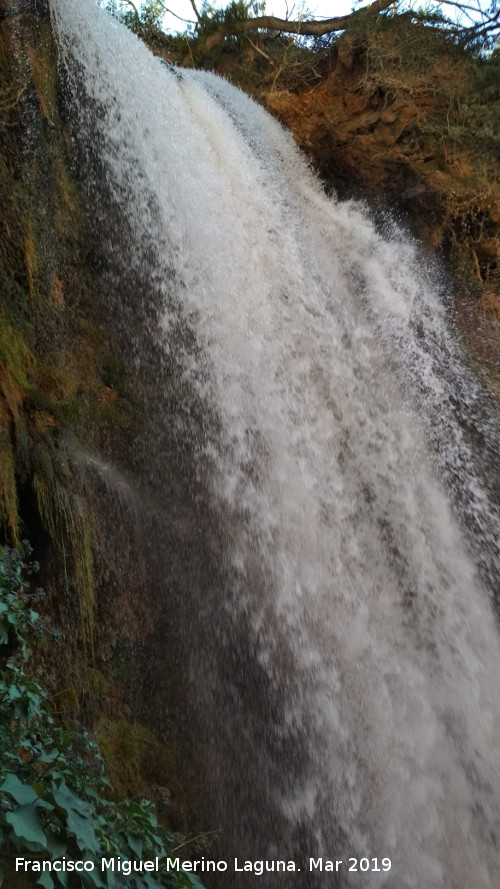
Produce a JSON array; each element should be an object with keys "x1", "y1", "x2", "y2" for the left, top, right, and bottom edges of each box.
[
  {"x1": 188, "y1": 0, "x2": 202, "y2": 23},
  {"x1": 120, "y1": 0, "x2": 140, "y2": 23},
  {"x1": 247, "y1": 35, "x2": 272, "y2": 61},
  {"x1": 203, "y1": 0, "x2": 396, "y2": 51},
  {"x1": 156, "y1": 0, "x2": 197, "y2": 26}
]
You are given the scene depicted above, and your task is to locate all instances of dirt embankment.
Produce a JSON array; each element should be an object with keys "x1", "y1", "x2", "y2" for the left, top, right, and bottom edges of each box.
[{"x1": 258, "y1": 28, "x2": 500, "y2": 377}]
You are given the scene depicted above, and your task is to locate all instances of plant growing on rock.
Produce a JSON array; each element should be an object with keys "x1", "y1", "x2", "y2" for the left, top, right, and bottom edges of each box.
[{"x1": 0, "y1": 544, "x2": 204, "y2": 889}]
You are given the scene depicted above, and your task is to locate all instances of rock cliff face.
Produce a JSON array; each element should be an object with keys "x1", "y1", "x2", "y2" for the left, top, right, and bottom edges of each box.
[{"x1": 0, "y1": 0, "x2": 197, "y2": 845}]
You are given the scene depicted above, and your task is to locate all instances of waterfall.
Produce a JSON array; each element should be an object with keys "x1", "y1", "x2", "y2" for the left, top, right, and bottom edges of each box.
[{"x1": 50, "y1": 2, "x2": 500, "y2": 887}]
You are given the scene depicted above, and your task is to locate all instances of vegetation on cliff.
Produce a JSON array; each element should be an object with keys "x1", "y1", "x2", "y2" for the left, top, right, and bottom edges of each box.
[
  {"x1": 0, "y1": 544, "x2": 203, "y2": 889},
  {"x1": 103, "y1": 0, "x2": 499, "y2": 51},
  {"x1": 1, "y1": 4, "x2": 206, "y2": 885}
]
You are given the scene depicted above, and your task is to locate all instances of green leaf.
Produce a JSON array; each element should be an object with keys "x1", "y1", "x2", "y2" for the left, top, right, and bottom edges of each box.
[
  {"x1": 37, "y1": 873, "x2": 54, "y2": 889},
  {"x1": 32, "y1": 782, "x2": 46, "y2": 797},
  {"x1": 81, "y1": 869, "x2": 107, "y2": 889},
  {"x1": 5, "y1": 803, "x2": 48, "y2": 847},
  {"x1": 65, "y1": 809, "x2": 99, "y2": 853},
  {"x1": 6, "y1": 684, "x2": 21, "y2": 702},
  {"x1": 50, "y1": 783, "x2": 90, "y2": 817},
  {"x1": 126, "y1": 801, "x2": 147, "y2": 816},
  {"x1": 127, "y1": 833, "x2": 143, "y2": 859},
  {"x1": 38, "y1": 749, "x2": 59, "y2": 764},
  {"x1": 45, "y1": 829, "x2": 68, "y2": 860},
  {"x1": 0, "y1": 773, "x2": 39, "y2": 806},
  {"x1": 141, "y1": 877, "x2": 164, "y2": 889},
  {"x1": 55, "y1": 870, "x2": 68, "y2": 888},
  {"x1": 186, "y1": 875, "x2": 206, "y2": 889}
]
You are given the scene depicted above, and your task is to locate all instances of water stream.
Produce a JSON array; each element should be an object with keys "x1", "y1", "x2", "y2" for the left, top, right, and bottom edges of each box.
[{"x1": 50, "y1": 2, "x2": 500, "y2": 886}]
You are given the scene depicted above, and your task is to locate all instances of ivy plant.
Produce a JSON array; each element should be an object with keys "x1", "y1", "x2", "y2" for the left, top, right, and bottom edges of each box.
[{"x1": 0, "y1": 544, "x2": 204, "y2": 889}]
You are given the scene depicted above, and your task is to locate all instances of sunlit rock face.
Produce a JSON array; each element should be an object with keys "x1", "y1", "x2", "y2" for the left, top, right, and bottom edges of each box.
[{"x1": 263, "y1": 40, "x2": 500, "y2": 378}]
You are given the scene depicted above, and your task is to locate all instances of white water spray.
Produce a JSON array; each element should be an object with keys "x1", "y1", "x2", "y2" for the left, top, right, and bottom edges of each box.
[{"x1": 50, "y1": 2, "x2": 500, "y2": 886}]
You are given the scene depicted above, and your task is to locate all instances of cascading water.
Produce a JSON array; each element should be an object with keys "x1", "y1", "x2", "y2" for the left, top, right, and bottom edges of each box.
[{"x1": 50, "y1": 1, "x2": 500, "y2": 886}]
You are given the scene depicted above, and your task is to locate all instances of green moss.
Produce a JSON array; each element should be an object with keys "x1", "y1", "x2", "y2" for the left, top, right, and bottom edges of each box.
[
  {"x1": 74, "y1": 506, "x2": 96, "y2": 658},
  {"x1": 26, "y1": 19, "x2": 57, "y2": 122},
  {"x1": 99, "y1": 720, "x2": 177, "y2": 800},
  {"x1": 0, "y1": 9, "x2": 202, "y2": 871},
  {"x1": 0, "y1": 434, "x2": 18, "y2": 544},
  {"x1": 32, "y1": 442, "x2": 96, "y2": 656},
  {"x1": 0, "y1": 309, "x2": 34, "y2": 390},
  {"x1": 23, "y1": 218, "x2": 39, "y2": 300},
  {"x1": 85, "y1": 666, "x2": 110, "y2": 696},
  {"x1": 0, "y1": 311, "x2": 34, "y2": 544}
]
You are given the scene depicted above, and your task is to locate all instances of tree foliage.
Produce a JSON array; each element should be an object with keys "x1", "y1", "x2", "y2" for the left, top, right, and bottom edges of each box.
[{"x1": 99, "y1": 0, "x2": 500, "y2": 53}]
